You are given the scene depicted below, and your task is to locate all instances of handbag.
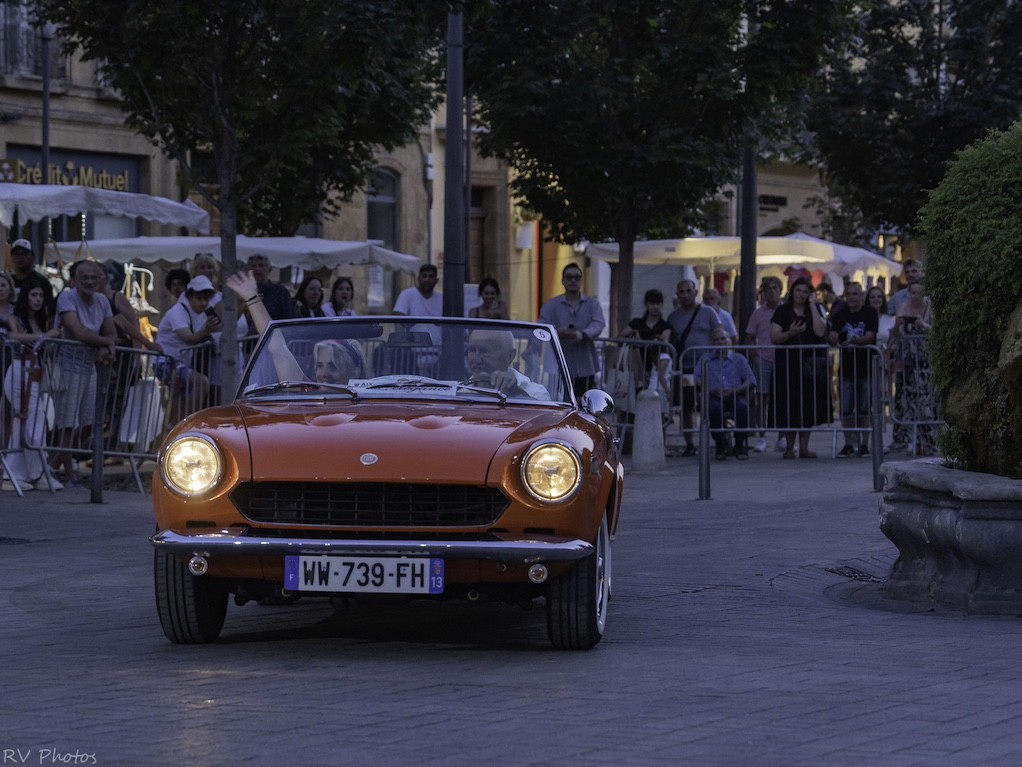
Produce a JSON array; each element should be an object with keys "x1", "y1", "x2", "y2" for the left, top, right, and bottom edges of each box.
[
  {"x1": 118, "y1": 378, "x2": 166, "y2": 451},
  {"x1": 603, "y1": 345, "x2": 638, "y2": 412}
]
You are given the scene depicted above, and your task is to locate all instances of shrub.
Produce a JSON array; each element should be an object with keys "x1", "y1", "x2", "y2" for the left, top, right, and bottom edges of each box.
[{"x1": 918, "y1": 121, "x2": 1022, "y2": 477}]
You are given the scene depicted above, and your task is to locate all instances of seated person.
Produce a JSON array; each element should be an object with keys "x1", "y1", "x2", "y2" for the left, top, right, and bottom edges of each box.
[
  {"x1": 692, "y1": 326, "x2": 757, "y2": 460},
  {"x1": 465, "y1": 329, "x2": 549, "y2": 399},
  {"x1": 312, "y1": 339, "x2": 367, "y2": 384},
  {"x1": 227, "y1": 270, "x2": 367, "y2": 387}
]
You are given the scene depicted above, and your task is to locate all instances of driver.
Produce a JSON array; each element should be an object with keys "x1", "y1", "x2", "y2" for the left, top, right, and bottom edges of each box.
[{"x1": 466, "y1": 329, "x2": 549, "y2": 399}]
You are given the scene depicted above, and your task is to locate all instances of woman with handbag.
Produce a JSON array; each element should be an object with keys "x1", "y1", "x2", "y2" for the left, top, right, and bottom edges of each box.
[
  {"x1": 4, "y1": 278, "x2": 62, "y2": 490},
  {"x1": 770, "y1": 277, "x2": 830, "y2": 459},
  {"x1": 620, "y1": 289, "x2": 673, "y2": 422}
]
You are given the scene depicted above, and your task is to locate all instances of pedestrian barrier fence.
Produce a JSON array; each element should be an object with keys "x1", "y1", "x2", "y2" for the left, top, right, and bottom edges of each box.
[
  {"x1": 592, "y1": 335, "x2": 944, "y2": 497},
  {"x1": 1, "y1": 331, "x2": 943, "y2": 498}
]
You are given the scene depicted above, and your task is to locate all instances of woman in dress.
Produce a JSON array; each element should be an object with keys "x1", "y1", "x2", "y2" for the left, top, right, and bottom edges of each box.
[
  {"x1": 770, "y1": 277, "x2": 830, "y2": 459},
  {"x1": 4, "y1": 278, "x2": 62, "y2": 490},
  {"x1": 293, "y1": 275, "x2": 325, "y2": 318},
  {"x1": 894, "y1": 281, "x2": 938, "y2": 455},
  {"x1": 322, "y1": 276, "x2": 357, "y2": 317},
  {"x1": 468, "y1": 278, "x2": 510, "y2": 319}
]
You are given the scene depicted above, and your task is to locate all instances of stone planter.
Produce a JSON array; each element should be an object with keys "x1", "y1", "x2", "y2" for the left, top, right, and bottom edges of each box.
[{"x1": 880, "y1": 459, "x2": 1022, "y2": 614}]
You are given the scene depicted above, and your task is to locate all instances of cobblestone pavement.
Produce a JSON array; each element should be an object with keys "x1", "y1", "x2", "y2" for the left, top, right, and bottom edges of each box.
[{"x1": 2, "y1": 441, "x2": 1021, "y2": 767}]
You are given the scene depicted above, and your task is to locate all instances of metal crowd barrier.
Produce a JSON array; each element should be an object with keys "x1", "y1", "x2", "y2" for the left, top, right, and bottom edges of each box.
[
  {"x1": 593, "y1": 337, "x2": 676, "y2": 450},
  {"x1": 588, "y1": 335, "x2": 944, "y2": 496}
]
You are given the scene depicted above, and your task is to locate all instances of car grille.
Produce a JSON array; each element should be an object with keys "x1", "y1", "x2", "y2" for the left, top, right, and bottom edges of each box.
[{"x1": 231, "y1": 482, "x2": 509, "y2": 527}]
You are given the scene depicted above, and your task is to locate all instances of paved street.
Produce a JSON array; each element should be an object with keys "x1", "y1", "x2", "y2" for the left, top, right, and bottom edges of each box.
[{"x1": 2, "y1": 444, "x2": 1021, "y2": 766}]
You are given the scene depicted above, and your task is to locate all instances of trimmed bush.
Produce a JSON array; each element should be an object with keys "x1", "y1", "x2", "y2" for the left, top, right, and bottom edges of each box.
[{"x1": 918, "y1": 122, "x2": 1022, "y2": 477}]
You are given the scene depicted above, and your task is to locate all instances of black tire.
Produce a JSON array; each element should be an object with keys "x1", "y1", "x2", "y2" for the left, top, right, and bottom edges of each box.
[
  {"x1": 546, "y1": 515, "x2": 611, "y2": 650},
  {"x1": 154, "y1": 549, "x2": 228, "y2": 644}
]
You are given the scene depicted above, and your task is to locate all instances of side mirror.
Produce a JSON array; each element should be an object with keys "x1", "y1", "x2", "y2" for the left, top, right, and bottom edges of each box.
[{"x1": 580, "y1": 388, "x2": 614, "y2": 418}]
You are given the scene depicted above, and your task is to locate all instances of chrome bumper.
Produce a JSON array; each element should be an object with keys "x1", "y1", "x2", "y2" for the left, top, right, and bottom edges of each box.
[{"x1": 150, "y1": 529, "x2": 593, "y2": 563}]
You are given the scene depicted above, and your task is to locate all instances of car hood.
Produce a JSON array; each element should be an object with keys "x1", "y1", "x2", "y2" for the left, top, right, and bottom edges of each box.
[{"x1": 235, "y1": 401, "x2": 572, "y2": 483}]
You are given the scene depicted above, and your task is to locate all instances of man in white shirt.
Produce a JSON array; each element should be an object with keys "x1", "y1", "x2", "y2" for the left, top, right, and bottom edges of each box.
[
  {"x1": 155, "y1": 275, "x2": 222, "y2": 420},
  {"x1": 393, "y1": 264, "x2": 442, "y2": 316}
]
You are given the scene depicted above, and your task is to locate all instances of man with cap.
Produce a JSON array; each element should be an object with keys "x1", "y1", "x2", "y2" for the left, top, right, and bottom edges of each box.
[
  {"x1": 246, "y1": 253, "x2": 295, "y2": 321},
  {"x1": 10, "y1": 238, "x2": 54, "y2": 309},
  {"x1": 155, "y1": 275, "x2": 222, "y2": 420}
]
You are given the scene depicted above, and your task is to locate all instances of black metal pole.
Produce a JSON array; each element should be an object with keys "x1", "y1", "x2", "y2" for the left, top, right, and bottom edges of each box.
[
  {"x1": 39, "y1": 23, "x2": 54, "y2": 260},
  {"x1": 738, "y1": 141, "x2": 758, "y2": 333},
  {"x1": 442, "y1": 8, "x2": 465, "y2": 318}
]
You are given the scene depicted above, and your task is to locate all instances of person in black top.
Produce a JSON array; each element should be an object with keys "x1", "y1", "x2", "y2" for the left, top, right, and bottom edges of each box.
[
  {"x1": 10, "y1": 239, "x2": 54, "y2": 312},
  {"x1": 246, "y1": 253, "x2": 296, "y2": 321},
  {"x1": 827, "y1": 282, "x2": 878, "y2": 456},
  {"x1": 769, "y1": 277, "x2": 830, "y2": 459},
  {"x1": 620, "y1": 288, "x2": 673, "y2": 412},
  {"x1": 617, "y1": 288, "x2": 674, "y2": 396}
]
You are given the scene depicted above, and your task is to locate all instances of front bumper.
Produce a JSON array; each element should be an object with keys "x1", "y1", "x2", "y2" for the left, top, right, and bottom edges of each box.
[{"x1": 150, "y1": 529, "x2": 594, "y2": 563}]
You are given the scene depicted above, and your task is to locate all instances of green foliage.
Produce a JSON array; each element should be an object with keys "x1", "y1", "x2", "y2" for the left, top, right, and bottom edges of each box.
[
  {"x1": 918, "y1": 121, "x2": 1022, "y2": 476},
  {"x1": 810, "y1": 0, "x2": 1022, "y2": 235},
  {"x1": 466, "y1": 0, "x2": 847, "y2": 321},
  {"x1": 37, "y1": 0, "x2": 444, "y2": 235}
]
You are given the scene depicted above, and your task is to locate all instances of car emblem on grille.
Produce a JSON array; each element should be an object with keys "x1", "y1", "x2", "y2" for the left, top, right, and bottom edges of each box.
[{"x1": 360, "y1": 453, "x2": 379, "y2": 465}]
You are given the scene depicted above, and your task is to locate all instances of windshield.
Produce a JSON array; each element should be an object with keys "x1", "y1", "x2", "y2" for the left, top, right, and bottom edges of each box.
[{"x1": 237, "y1": 318, "x2": 572, "y2": 404}]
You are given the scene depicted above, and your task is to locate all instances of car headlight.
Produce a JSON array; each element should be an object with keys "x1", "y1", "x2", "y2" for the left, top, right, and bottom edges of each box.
[
  {"x1": 521, "y1": 442, "x2": 582, "y2": 503},
  {"x1": 161, "y1": 435, "x2": 223, "y2": 497}
]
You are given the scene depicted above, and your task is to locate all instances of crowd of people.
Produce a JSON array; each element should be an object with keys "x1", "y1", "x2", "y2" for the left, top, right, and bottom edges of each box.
[
  {"x1": 1, "y1": 236, "x2": 936, "y2": 490},
  {"x1": 613, "y1": 260, "x2": 937, "y2": 461},
  {"x1": 1, "y1": 245, "x2": 522, "y2": 492}
]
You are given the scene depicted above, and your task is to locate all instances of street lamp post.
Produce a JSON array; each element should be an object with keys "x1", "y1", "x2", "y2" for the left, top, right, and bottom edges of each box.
[
  {"x1": 442, "y1": 7, "x2": 465, "y2": 318},
  {"x1": 38, "y1": 22, "x2": 57, "y2": 261}
]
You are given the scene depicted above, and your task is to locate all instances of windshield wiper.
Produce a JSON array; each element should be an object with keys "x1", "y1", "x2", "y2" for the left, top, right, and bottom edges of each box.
[
  {"x1": 456, "y1": 382, "x2": 508, "y2": 404},
  {"x1": 243, "y1": 380, "x2": 360, "y2": 401}
]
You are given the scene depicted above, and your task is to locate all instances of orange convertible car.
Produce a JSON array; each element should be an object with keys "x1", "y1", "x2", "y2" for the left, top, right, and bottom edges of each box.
[{"x1": 151, "y1": 317, "x2": 623, "y2": 649}]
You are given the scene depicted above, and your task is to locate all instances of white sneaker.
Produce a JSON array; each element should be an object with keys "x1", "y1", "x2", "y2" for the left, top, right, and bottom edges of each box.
[
  {"x1": 753, "y1": 438, "x2": 767, "y2": 453},
  {"x1": 3, "y1": 479, "x2": 34, "y2": 492},
  {"x1": 33, "y1": 476, "x2": 63, "y2": 491},
  {"x1": 775, "y1": 438, "x2": 787, "y2": 452}
]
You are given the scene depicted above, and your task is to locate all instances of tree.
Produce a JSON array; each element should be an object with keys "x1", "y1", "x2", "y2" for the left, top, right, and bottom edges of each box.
[
  {"x1": 466, "y1": 0, "x2": 846, "y2": 325},
  {"x1": 38, "y1": 0, "x2": 444, "y2": 393},
  {"x1": 918, "y1": 122, "x2": 1022, "y2": 477},
  {"x1": 809, "y1": 0, "x2": 1022, "y2": 237}
]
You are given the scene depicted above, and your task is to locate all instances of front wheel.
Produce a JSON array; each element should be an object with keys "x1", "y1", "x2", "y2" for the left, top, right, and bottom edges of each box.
[
  {"x1": 546, "y1": 514, "x2": 611, "y2": 650},
  {"x1": 154, "y1": 549, "x2": 228, "y2": 644}
]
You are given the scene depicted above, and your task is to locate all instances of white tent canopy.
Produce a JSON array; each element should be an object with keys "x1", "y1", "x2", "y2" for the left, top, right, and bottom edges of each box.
[
  {"x1": 0, "y1": 183, "x2": 210, "y2": 232},
  {"x1": 51, "y1": 235, "x2": 422, "y2": 274},
  {"x1": 585, "y1": 232, "x2": 901, "y2": 283}
]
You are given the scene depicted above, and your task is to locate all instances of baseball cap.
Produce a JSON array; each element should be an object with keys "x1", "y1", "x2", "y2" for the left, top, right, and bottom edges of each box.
[
  {"x1": 11, "y1": 238, "x2": 32, "y2": 253},
  {"x1": 186, "y1": 275, "x2": 216, "y2": 293}
]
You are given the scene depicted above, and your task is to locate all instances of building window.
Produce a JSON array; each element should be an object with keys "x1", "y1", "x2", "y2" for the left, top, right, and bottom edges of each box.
[
  {"x1": 0, "y1": 3, "x2": 67, "y2": 80},
  {"x1": 367, "y1": 169, "x2": 399, "y2": 250}
]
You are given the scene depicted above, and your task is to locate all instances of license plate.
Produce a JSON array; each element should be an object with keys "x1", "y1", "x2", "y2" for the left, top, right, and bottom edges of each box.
[{"x1": 284, "y1": 555, "x2": 444, "y2": 595}]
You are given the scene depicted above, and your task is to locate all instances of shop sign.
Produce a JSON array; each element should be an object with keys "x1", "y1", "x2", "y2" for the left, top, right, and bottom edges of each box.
[{"x1": 0, "y1": 157, "x2": 131, "y2": 191}]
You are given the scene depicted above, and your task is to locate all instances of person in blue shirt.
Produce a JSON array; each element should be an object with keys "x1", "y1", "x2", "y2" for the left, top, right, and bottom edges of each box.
[{"x1": 693, "y1": 326, "x2": 757, "y2": 460}]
